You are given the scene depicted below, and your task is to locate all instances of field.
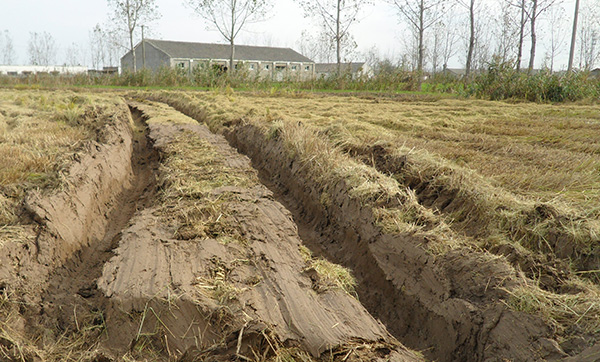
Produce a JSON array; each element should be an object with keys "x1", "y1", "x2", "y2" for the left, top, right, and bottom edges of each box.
[{"x1": 1, "y1": 88, "x2": 600, "y2": 361}]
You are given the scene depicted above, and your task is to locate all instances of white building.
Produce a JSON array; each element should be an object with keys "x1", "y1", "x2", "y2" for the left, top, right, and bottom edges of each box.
[{"x1": 0, "y1": 65, "x2": 88, "y2": 76}]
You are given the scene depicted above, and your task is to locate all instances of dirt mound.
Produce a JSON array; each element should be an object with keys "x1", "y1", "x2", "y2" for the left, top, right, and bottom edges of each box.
[
  {"x1": 0, "y1": 101, "x2": 144, "y2": 360},
  {"x1": 98, "y1": 101, "x2": 421, "y2": 360},
  {"x1": 343, "y1": 142, "x2": 600, "y2": 274},
  {"x1": 1, "y1": 98, "x2": 421, "y2": 361},
  {"x1": 151, "y1": 91, "x2": 600, "y2": 362}
]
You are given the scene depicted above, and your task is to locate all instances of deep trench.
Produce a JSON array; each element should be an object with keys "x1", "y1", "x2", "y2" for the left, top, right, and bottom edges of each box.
[
  {"x1": 146, "y1": 101, "x2": 477, "y2": 361},
  {"x1": 35, "y1": 108, "x2": 159, "y2": 342},
  {"x1": 138, "y1": 100, "x2": 574, "y2": 361}
]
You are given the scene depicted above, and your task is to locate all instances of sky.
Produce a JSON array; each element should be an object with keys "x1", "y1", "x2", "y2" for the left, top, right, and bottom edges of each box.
[
  {"x1": 0, "y1": 0, "x2": 401, "y2": 67},
  {"x1": 0, "y1": 0, "x2": 579, "y2": 69}
]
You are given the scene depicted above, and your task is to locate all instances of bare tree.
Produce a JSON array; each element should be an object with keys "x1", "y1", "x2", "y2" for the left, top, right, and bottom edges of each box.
[
  {"x1": 0, "y1": 30, "x2": 16, "y2": 65},
  {"x1": 577, "y1": 1, "x2": 600, "y2": 71},
  {"x1": 387, "y1": 0, "x2": 446, "y2": 73},
  {"x1": 494, "y1": 1, "x2": 520, "y2": 64},
  {"x1": 90, "y1": 24, "x2": 107, "y2": 70},
  {"x1": 299, "y1": 0, "x2": 371, "y2": 74},
  {"x1": 298, "y1": 29, "x2": 331, "y2": 63},
  {"x1": 457, "y1": 0, "x2": 477, "y2": 79},
  {"x1": 108, "y1": 0, "x2": 160, "y2": 72},
  {"x1": 298, "y1": 25, "x2": 356, "y2": 63},
  {"x1": 430, "y1": 10, "x2": 459, "y2": 73},
  {"x1": 187, "y1": 0, "x2": 272, "y2": 73},
  {"x1": 64, "y1": 42, "x2": 85, "y2": 66},
  {"x1": 543, "y1": 3, "x2": 567, "y2": 71},
  {"x1": 513, "y1": 0, "x2": 527, "y2": 71},
  {"x1": 472, "y1": 13, "x2": 494, "y2": 70},
  {"x1": 28, "y1": 32, "x2": 57, "y2": 66},
  {"x1": 89, "y1": 24, "x2": 123, "y2": 69},
  {"x1": 527, "y1": 0, "x2": 560, "y2": 72},
  {"x1": 431, "y1": 20, "x2": 446, "y2": 73}
]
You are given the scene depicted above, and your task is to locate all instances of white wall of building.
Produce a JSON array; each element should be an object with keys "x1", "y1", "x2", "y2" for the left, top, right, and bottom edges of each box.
[{"x1": 0, "y1": 65, "x2": 88, "y2": 75}]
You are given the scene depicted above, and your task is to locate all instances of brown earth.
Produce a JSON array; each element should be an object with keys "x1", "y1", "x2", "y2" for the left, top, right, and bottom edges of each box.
[
  {"x1": 0, "y1": 98, "x2": 420, "y2": 361},
  {"x1": 153, "y1": 93, "x2": 600, "y2": 362},
  {"x1": 3, "y1": 91, "x2": 600, "y2": 362}
]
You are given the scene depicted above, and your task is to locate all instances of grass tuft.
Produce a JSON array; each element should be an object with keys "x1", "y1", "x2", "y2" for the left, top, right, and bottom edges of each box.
[{"x1": 299, "y1": 246, "x2": 358, "y2": 297}]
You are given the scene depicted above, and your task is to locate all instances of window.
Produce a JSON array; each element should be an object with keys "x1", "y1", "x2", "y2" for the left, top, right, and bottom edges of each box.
[
  {"x1": 249, "y1": 64, "x2": 255, "y2": 70},
  {"x1": 291, "y1": 65, "x2": 297, "y2": 71},
  {"x1": 177, "y1": 62, "x2": 186, "y2": 69},
  {"x1": 305, "y1": 65, "x2": 311, "y2": 71},
  {"x1": 264, "y1": 64, "x2": 270, "y2": 70}
]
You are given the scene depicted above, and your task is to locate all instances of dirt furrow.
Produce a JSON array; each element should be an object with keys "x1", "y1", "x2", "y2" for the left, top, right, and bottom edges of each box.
[
  {"x1": 93, "y1": 101, "x2": 422, "y2": 361},
  {"x1": 34, "y1": 107, "x2": 159, "y2": 342},
  {"x1": 340, "y1": 143, "x2": 587, "y2": 289},
  {"x1": 152, "y1": 96, "x2": 573, "y2": 361}
]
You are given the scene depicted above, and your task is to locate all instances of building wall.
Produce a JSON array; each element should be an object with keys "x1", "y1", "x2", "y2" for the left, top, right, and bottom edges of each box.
[
  {"x1": 0, "y1": 65, "x2": 88, "y2": 75},
  {"x1": 121, "y1": 42, "x2": 171, "y2": 72},
  {"x1": 121, "y1": 42, "x2": 316, "y2": 81},
  {"x1": 172, "y1": 59, "x2": 315, "y2": 81}
]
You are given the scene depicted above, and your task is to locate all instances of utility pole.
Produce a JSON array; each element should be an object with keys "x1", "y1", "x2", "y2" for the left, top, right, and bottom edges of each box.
[
  {"x1": 142, "y1": 25, "x2": 146, "y2": 69},
  {"x1": 568, "y1": 0, "x2": 580, "y2": 73}
]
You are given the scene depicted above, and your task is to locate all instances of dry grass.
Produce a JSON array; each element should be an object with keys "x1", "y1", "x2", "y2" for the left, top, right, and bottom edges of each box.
[
  {"x1": 299, "y1": 246, "x2": 357, "y2": 297},
  {"x1": 161, "y1": 92, "x2": 600, "y2": 207},
  {"x1": 505, "y1": 279, "x2": 600, "y2": 336},
  {"x1": 151, "y1": 91, "x2": 600, "y2": 260},
  {"x1": 154, "y1": 122, "x2": 258, "y2": 241},
  {"x1": 147, "y1": 89, "x2": 600, "y2": 342},
  {"x1": 0, "y1": 89, "x2": 121, "y2": 225},
  {"x1": 0, "y1": 90, "x2": 132, "y2": 362},
  {"x1": 0, "y1": 288, "x2": 108, "y2": 362},
  {"x1": 194, "y1": 257, "x2": 245, "y2": 305}
]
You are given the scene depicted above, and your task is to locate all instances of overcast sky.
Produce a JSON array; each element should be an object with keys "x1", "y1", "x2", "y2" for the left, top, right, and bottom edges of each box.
[{"x1": 1, "y1": 0, "x2": 578, "y2": 69}]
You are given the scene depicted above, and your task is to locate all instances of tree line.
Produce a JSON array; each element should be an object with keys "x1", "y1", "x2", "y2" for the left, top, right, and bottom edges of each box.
[{"x1": 1, "y1": 0, "x2": 598, "y2": 76}]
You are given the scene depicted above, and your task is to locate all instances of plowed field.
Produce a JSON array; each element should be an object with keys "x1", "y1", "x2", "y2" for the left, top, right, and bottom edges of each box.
[{"x1": 1, "y1": 89, "x2": 600, "y2": 361}]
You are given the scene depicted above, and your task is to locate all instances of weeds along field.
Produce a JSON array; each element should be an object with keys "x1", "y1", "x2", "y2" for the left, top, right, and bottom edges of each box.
[{"x1": 2, "y1": 87, "x2": 600, "y2": 361}]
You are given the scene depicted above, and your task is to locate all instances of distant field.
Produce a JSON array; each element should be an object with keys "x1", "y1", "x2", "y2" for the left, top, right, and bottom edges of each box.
[
  {"x1": 194, "y1": 92, "x2": 600, "y2": 209},
  {"x1": 156, "y1": 90, "x2": 600, "y2": 279}
]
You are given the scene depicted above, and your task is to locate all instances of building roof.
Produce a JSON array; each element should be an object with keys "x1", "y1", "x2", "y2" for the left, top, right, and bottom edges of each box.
[
  {"x1": 315, "y1": 62, "x2": 366, "y2": 73},
  {"x1": 141, "y1": 39, "x2": 314, "y2": 63}
]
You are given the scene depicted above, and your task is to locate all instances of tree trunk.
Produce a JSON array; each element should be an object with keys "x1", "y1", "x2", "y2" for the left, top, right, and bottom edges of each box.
[
  {"x1": 568, "y1": 0, "x2": 580, "y2": 73},
  {"x1": 230, "y1": 40, "x2": 235, "y2": 73},
  {"x1": 465, "y1": 0, "x2": 475, "y2": 79},
  {"x1": 126, "y1": 0, "x2": 136, "y2": 73},
  {"x1": 528, "y1": 0, "x2": 538, "y2": 72},
  {"x1": 130, "y1": 31, "x2": 136, "y2": 73},
  {"x1": 418, "y1": 0, "x2": 424, "y2": 73},
  {"x1": 229, "y1": 1, "x2": 236, "y2": 73},
  {"x1": 516, "y1": 0, "x2": 525, "y2": 72},
  {"x1": 336, "y1": 0, "x2": 342, "y2": 75}
]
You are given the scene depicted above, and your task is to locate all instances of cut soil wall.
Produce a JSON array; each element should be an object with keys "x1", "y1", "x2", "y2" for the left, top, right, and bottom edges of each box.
[
  {"x1": 155, "y1": 96, "x2": 574, "y2": 362},
  {"x1": 0, "y1": 103, "x2": 136, "y2": 304},
  {"x1": 96, "y1": 102, "x2": 422, "y2": 361},
  {"x1": 340, "y1": 143, "x2": 598, "y2": 296}
]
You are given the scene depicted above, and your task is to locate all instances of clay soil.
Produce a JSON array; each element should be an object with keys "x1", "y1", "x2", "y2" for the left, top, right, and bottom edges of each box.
[{"x1": 2, "y1": 89, "x2": 600, "y2": 362}]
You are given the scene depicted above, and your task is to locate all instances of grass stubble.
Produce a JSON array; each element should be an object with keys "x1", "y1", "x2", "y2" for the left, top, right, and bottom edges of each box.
[
  {"x1": 0, "y1": 89, "x2": 129, "y2": 361},
  {"x1": 150, "y1": 89, "x2": 600, "y2": 345}
]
